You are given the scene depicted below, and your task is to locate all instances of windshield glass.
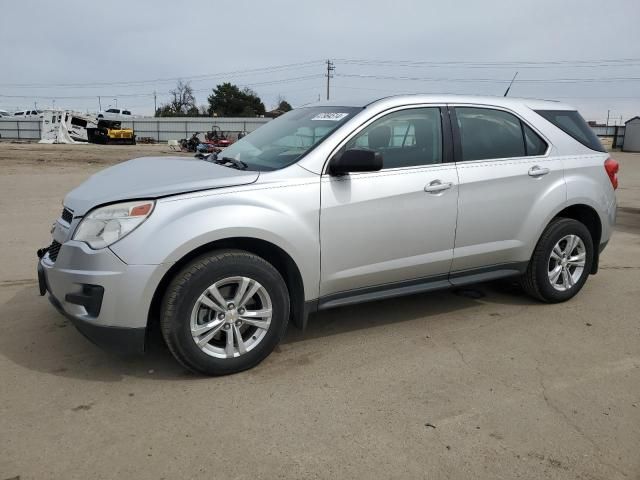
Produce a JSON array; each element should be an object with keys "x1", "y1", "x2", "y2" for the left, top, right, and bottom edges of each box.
[{"x1": 221, "y1": 106, "x2": 361, "y2": 171}]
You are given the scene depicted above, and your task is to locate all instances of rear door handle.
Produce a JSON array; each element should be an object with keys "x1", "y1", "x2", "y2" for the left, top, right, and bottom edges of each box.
[
  {"x1": 528, "y1": 165, "x2": 550, "y2": 177},
  {"x1": 424, "y1": 180, "x2": 453, "y2": 193}
]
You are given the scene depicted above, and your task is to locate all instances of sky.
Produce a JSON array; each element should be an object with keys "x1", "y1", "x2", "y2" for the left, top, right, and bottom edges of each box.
[{"x1": 1, "y1": 0, "x2": 639, "y2": 123}]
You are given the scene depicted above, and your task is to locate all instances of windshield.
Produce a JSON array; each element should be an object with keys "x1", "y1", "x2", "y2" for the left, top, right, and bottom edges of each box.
[{"x1": 221, "y1": 106, "x2": 361, "y2": 171}]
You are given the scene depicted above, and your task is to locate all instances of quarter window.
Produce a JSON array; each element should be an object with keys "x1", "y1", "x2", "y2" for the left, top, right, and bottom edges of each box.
[
  {"x1": 535, "y1": 110, "x2": 604, "y2": 152},
  {"x1": 345, "y1": 108, "x2": 443, "y2": 169},
  {"x1": 455, "y1": 107, "x2": 547, "y2": 161},
  {"x1": 523, "y1": 123, "x2": 547, "y2": 156}
]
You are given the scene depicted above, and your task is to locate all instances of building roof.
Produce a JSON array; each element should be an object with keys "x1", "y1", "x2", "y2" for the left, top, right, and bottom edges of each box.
[{"x1": 625, "y1": 116, "x2": 640, "y2": 124}]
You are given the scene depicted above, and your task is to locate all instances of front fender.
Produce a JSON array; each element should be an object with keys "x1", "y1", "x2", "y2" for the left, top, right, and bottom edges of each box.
[{"x1": 110, "y1": 182, "x2": 321, "y2": 299}]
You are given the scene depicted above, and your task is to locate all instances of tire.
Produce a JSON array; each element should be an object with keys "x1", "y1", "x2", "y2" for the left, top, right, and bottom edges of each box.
[
  {"x1": 160, "y1": 250, "x2": 290, "y2": 375},
  {"x1": 521, "y1": 218, "x2": 593, "y2": 303}
]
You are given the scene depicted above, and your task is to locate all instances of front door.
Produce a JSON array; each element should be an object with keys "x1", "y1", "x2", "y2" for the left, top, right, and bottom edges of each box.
[{"x1": 320, "y1": 106, "x2": 459, "y2": 298}]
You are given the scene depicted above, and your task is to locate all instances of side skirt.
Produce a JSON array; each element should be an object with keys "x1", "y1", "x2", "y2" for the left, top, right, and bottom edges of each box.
[{"x1": 313, "y1": 262, "x2": 529, "y2": 312}]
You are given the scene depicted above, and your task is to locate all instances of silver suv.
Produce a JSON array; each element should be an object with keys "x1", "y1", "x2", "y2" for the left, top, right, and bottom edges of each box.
[{"x1": 37, "y1": 95, "x2": 619, "y2": 375}]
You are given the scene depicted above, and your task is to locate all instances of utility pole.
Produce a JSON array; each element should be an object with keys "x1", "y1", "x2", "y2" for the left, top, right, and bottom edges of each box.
[
  {"x1": 153, "y1": 90, "x2": 157, "y2": 114},
  {"x1": 606, "y1": 109, "x2": 610, "y2": 128},
  {"x1": 326, "y1": 59, "x2": 335, "y2": 101},
  {"x1": 98, "y1": 96, "x2": 102, "y2": 111}
]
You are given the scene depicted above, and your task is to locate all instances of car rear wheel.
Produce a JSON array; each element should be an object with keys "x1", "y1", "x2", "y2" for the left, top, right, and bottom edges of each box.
[
  {"x1": 160, "y1": 250, "x2": 289, "y2": 375},
  {"x1": 521, "y1": 218, "x2": 593, "y2": 303}
]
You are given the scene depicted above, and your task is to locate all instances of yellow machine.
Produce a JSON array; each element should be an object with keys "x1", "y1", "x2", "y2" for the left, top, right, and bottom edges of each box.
[{"x1": 88, "y1": 120, "x2": 136, "y2": 145}]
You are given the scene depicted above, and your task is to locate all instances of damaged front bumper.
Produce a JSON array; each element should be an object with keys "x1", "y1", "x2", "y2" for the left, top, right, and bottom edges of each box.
[{"x1": 37, "y1": 240, "x2": 171, "y2": 355}]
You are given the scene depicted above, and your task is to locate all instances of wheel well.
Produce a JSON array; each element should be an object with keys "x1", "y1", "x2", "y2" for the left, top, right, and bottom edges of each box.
[
  {"x1": 147, "y1": 238, "x2": 306, "y2": 333},
  {"x1": 553, "y1": 204, "x2": 602, "y2": 273}
]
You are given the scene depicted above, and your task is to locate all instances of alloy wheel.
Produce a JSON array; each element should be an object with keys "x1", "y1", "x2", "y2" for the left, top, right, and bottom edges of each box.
[
  {"x1": 190, "y1": 276, "x2": 272, "y2": 358},
  {"x1": 547, "y1": 234, "x2": 586, "y2": 292}
]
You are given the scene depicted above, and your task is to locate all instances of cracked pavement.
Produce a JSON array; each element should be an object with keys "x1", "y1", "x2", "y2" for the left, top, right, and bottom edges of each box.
[{"x1": 1, "y1": 145, "x2": 639, "y2": 479}]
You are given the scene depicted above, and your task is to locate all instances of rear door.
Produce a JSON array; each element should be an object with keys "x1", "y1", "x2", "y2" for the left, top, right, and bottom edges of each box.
[{"x1": 450, "y1": 105, "x2": 565, "y2": 277}]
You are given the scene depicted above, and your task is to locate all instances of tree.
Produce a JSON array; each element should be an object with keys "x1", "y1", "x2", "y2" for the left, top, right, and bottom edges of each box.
[
  {"x1": 207, "y1": 83, "x2": 266, "y2": 117},
  {"x1": 276, "y1": 96, "x2": 292, "y2": 112},
  {"x1": 277, "y1": 99, "x2": 292, "y2": 112},
  {"x1": 155, "y1": 80, "x2": 198, "y2": 117}
]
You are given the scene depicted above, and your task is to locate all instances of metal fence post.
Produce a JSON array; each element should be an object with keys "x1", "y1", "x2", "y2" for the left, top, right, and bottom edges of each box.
[
  {"x1": 157, "y1": 120, "x2": 160, "y2": 143},
  {"x1": 16, "y1": 121, "x2": 20, "y2": 140},
  {"x1": 185, "y1": 121, "x2": 188, "y2": 139}
]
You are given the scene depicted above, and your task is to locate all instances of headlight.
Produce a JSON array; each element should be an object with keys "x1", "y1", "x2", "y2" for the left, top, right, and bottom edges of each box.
[{"x1": 73, "y1": 200, "x2": 155, "y2": 249}]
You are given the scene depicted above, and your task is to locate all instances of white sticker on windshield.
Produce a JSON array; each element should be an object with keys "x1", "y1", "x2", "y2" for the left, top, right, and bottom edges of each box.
[{"x1": 311, "y1": 112, "x2": 349, "y2": 121}]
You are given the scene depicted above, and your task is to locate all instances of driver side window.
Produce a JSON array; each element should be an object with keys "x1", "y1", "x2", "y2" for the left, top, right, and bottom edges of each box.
[{"x1": 346, "y1": 108, "x2": 443, "y2": 169}]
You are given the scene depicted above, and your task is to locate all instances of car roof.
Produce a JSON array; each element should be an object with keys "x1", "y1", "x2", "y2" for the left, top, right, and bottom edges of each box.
[{"x1": 315, "y1": 94, "x2": 576, "y2": 111}]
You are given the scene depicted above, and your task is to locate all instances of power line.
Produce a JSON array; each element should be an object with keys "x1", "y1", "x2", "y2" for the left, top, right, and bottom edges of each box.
[
  {"x1": 7, "y1": 55, "x2": 638, "y2": 90},
  {"x1": 0, "y1": 74, "x2": 325, "y2": 100},
  {"x1": 0, "y1": 60, "x2": 325, "y2": 89},
  {"x1": 334, "y1": 73, "x2": 640, "y2": 84},
  {"x1": 331, "y1": 83, "x2": 640, "y2": 99},
  {"x1": 336, "y1": 57, "x2": 640, "y2": 68}
]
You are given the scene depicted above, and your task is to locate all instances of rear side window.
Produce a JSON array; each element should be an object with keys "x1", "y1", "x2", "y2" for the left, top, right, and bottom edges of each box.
[
  {"x1": 456, "y1": 107, "x2": 548, "y2": 161},
  {"x1": 535, "y1": 110, "x2": 605, "y2": 152},
  {"x1": 457, "y1": 108, "x2": 524, "y2": 160}
]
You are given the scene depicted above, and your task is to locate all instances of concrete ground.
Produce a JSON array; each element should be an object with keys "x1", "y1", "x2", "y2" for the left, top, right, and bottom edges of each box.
[{"x1": 1, "y1": 143, "x2": 638, "y2": 480}]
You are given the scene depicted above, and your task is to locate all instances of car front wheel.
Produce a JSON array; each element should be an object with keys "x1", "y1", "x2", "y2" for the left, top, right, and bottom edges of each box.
[
  {"x1": 521, "y1": 218, "x2": 594, "y2": 303},
  {"x1": 160, "y1": 250, "x2": 290, "y2": 375}
]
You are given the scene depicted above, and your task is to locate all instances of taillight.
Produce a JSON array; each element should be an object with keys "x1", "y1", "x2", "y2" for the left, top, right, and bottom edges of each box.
[{"x1": 604, "y1": 158, "x2": 619, "y2": 190}]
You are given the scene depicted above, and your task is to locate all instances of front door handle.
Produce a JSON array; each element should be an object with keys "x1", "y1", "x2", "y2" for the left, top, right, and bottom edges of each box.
[
  {"x1": 528, "y1": 165, "x2": 550, "y2": 177},
  {"x1": 424, "y1": 180, "x2": 453, "y2": 193}
]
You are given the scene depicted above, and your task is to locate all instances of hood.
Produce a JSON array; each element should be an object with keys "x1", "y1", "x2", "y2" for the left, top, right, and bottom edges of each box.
[{"x1": 64, "y1": 156, "x2": 259, "y2": 215}]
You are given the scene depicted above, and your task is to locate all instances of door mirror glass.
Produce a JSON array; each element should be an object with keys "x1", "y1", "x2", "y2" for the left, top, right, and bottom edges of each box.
[{"x1": 329, "y1": 148, "x2": 383, "y2": 175}]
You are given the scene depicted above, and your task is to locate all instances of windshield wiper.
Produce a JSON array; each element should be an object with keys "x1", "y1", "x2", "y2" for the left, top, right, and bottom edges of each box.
[
  {"x1": 214, "y1": 156, "x2": 248, "y2": 170},
  {"x1": 199, "y1": 152, "x2": 249, "y2": 170}
]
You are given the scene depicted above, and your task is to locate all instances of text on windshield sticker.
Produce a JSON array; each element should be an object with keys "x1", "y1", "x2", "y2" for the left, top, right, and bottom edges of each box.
[{"x1": 311, "y1": 112, "x2": 349, "y2": 121}]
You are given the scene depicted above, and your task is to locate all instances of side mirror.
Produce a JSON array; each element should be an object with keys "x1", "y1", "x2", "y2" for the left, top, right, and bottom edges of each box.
[{"x1": 329, "y1": 148, "x2": 383, "y2": 176}]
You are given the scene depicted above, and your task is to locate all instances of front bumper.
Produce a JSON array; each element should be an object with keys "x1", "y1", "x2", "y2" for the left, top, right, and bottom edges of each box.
[{"x1": 38, "y1": 240, "x2": 172, "y2": 354}]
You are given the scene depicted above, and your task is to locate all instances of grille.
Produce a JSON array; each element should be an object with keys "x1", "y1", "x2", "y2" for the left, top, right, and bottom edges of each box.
[
  {"x1": 61, "y1": 207, "x2": 73, "y2": 224},
  {"x1": 48, "y1": 240, "x2": 61, "y2": 262}
]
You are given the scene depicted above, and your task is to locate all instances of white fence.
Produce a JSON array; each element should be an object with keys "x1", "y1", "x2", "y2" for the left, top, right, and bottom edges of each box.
[
  {"x1": 1, "y1": 116, "x2": 629, "y2": 150},
  {"x1": 0, "y1": 117, "x2": 271, "y2": 142},
  {"x1": 0, "y1": 119, "x2": 42, "y2": 140}
]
